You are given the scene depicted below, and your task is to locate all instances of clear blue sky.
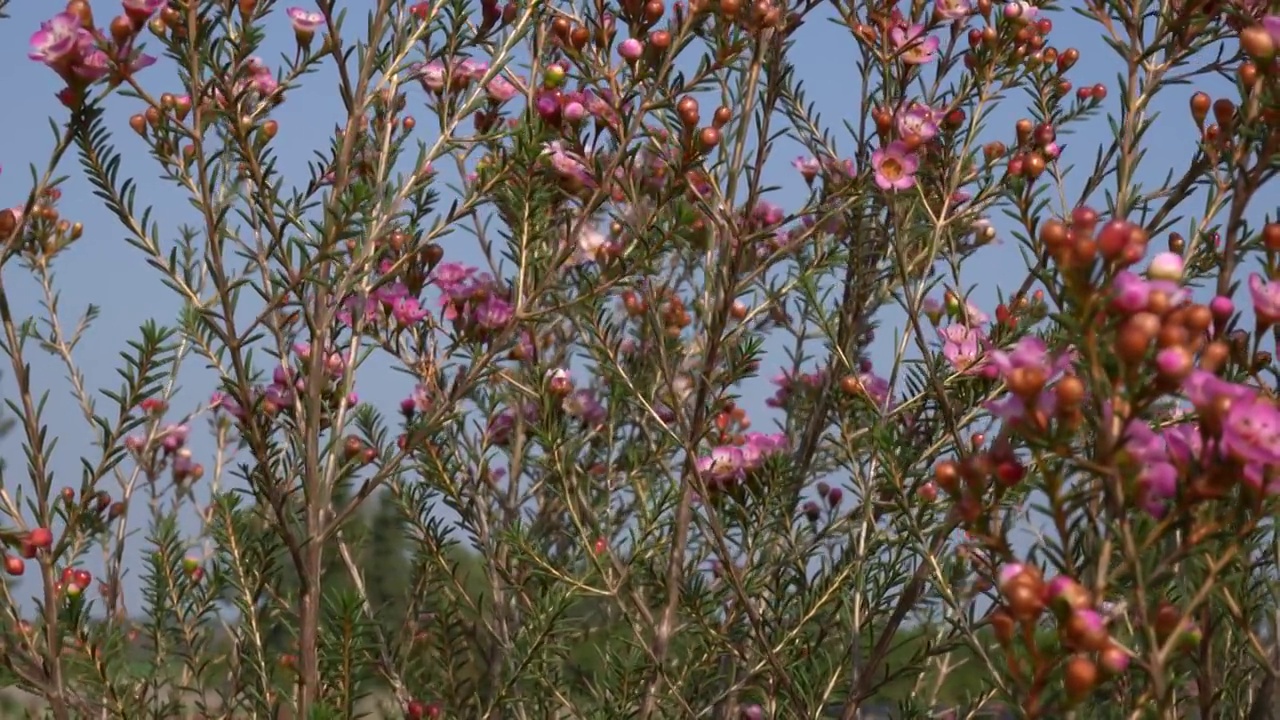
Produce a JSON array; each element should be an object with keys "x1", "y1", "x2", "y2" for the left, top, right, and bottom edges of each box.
[{"x1": 0, "y1": 1, "x2": 1247, "y2": 613}]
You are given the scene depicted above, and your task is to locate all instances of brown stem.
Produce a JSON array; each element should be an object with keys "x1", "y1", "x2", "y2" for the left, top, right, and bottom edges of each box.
[
  {"x1": 840, "y1": 521, "x2": 956, "y2": 719},
  {"x1": 0, "y1": 282, "x2": 70, "y2": 720},
  {"x1": 297, "y1": 523, "x2": 325, "y2": 715}
]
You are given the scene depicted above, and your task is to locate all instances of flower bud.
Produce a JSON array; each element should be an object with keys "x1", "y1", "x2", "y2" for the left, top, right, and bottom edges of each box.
[
  {"x1": 1117, "y1": 312, "x2": 1159, "y2": 364},
  {"x1": 943, "y1": 289, "x2": 961, "y2": 316},
  {"x1": 998, "y1": 562, "x2": 1041, "y2": 594},
  {"x1": 1155, "y1": 347, "x2": 1193, "y2": 382},
  {"x1": 110, "y1": 15, "x2": 135, "y2": 45},
  {"x1": 1096, "y1": 219, "x2": 1133, "y2": 260},
  {"x1": 618, "y1": 37, "x2": 644, "y2": 61},
  {"x1": 1054, "y1": 376, "x2": 1085, "y2": 408},
  {"x1": 1213, "y1": 98, "x2": 1235, "y2": 133},
  {"x1": 1005, "y1": 581, "x2": 1044, "y2": 620},
  {"x1": 917, "y1": 481, "x2": 937, "y2": 502},
  {"x1": 1064, "y1": 608, "x2": 1109, "y2": 651},
  {"x1": 1240, "y1": 24, "x2": 1276, "y2": 62},
  {"x1": 1045, "y1": 575, "x2": 1091, "y2": 617},
  {"x1": 1208, "y1": 297, "x2": 1233, "y2": 330},
  {"x1": 1071, "y1": 205, "x2": 1098, "y2": 233},
  {"x1": 1147, "y1": 251, "x2": 1183, "y2": 281},
  {"x1": 1064, "y1": 655, "x2": 1098, "y2": 702},
  {"x1": 1099, "y1": 644, "x2": 1130, "y2": 676},
  {"x1": 1262, "y1": 223, "x2": 1280, "y2": 252},
  {"x1": 1058, "y1": 47, "x2": 1078, "y2": 71},
  {"x1": 544, "y1": 63, "x2": 567, "y2": 88},
  {"x1": 1177, "y1": 621, "x2": 1203, "y2": 652},
  {"x1": 697, "y1": 127, "x2": 721, "y2": 151},
  {"x1": 0, "y1": 210, "x2": 16, "y2": 239},
  {"x1": 933, "y1": 460, "x2": 960, "y2": 493}
]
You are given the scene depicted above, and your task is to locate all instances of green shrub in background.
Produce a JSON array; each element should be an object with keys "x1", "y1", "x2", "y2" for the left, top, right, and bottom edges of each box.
[{"x1": 2, "y1": 0, "x2": 1280, "y2": 718}]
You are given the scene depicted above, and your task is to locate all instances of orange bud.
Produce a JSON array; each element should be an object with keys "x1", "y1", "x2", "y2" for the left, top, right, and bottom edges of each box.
[
  {"x1": 1190, "y1": 92, "x2": 1210, "y2": 128},
  {"x1": 1064, "y1": 655, "x2": 1099, "y2": 701}
]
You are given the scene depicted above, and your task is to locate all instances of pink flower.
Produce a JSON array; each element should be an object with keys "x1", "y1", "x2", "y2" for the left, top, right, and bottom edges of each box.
[
  {"x1": 407, "y1": 383, "x2": 434, "y2": 414},
  {"x1": 1045, "y1": 576, "x2": 1091, "y2": 615},
  {"x1": 984, "y1": 337, "x2": 1074, "y2": 421},
  {"x1": 987, "y1": 336, "x2": 1072, "y2": 381},
  {"x1": 751, "y1": 200, "x2": 785, "y2": 226},
  {"x1": 1003, "y1": 1, "x2": 1038, "y2": 23},
  {"x1": 793, "y1": 156, "x2": 821, "y2": 184},
  {"x1": 123, "y1": 0, "x2": 167, "y2": 21},
  {"x1": 210, "y1": 391, "x2": 247, "y2": 421},
  {"x1": 857, "y1": 371, "x2": 892, "y2": 407},
  {"x1": 563, "y1": 390, "x2": 606, "y2": 425},
  {"x1": 417, "y1": 61, "x2": 446, "y2": 93},
  {"x1": 563, "y1": 100, "x2": 586, "y2": 123},
  {"x1": 871, "y1": 141, "x2": 919, "y2": 191},
  {"x1": 286, "y1": 7, "x2": 325, "y2": 39},
  {"x1": 1111, "y1": 271, "x2": 1187, "y2": 314},
  {"x1": 959, "y1": 300, "x2": 989, "y2": 325},
  {"x1": 1183, "y1": 369, "x2": 1257, "y2": 410},
  {"x1": 458, "y1": 59, "x2": 489, "y2": 82},
  {"x1": 997, "y1": 563, "x2": 1027, "y2": 591},
  {"x1": 159, "y1": 424, "x2": 190, "y2": 453},
  {"x1": 1248, "y1": 273, "x2": 1280, "y2": 326},
  {"x1": 391, "y1": 296, "x2": 428, "y2": 326},
  {"x1": 1137, "y1": 461, "x2": 1177, "y2": 517},
  {"x1": 473, "y1": 296, "x2": 513, "y2": 330},
  {"x1": 432, "y1": 262, "x2": 478, "y2": 296},
  {"x1": 568, "y1": 225, "x2": 609, "y2": 266},
  {"x1": 238, "y1": 57, "x2": 279, "y2": 95},
  {"x1": 740, "y1": 432, "x2": 788, "y2": 470},
  {"x1": 896, "y1": 103, "x2": 941, "y2": 141},
  {"x1": 1265, "y1": 15, "x2": 1280, "y2": 45},
  {"x1": 938, "y1": 324, "x2": 984, "y2": 372},
  {"x1": 1221, "y1": 396, "x2": 1280, "y2": 491},
  {"x1": 487, "y1": 403, "x2": 539, "y2": 445},
  {"x1": 889, "y1": 24, "x2": 940, "y2": 64},
  {"x1": 697, "y1": 446, "x2": 745, "y2": 486},
  {"x1": 1163, "y1": 423, "x2": 1203, "y2": 466},
  {"x1": 542, "y1": 141, "x2": 594, "y2": 186},
  {"x1": 28, "y1": 12, "x2": 82, "y2": 65},
  {"x1": 934, "y1": 0, "x2": 972, "y2": 21},
  {"x1": 30, "y1": 13, "x2": 157, "y2": 85},
  {"x1": 486, "y1": 75, "x2": 518, "y2": 103},
  {"x1": 74, "y1": 46, "x2": 157, "y2": 82},
  {"x1": 73, "y1": 50, "x2": 111, "y2": 82}
]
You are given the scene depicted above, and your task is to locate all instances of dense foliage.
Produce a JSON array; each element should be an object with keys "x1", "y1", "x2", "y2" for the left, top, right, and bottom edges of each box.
[{"x1": 2, "y1": 0, "x2": 1280, "y2": 718}]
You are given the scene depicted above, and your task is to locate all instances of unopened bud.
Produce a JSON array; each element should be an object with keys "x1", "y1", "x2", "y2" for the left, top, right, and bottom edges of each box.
[{"x1": 1147, "y1": 251, "x2": 1184, "y2": 281}]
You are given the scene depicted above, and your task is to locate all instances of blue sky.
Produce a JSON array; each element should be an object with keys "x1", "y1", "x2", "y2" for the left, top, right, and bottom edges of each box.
[{"x1": 0, "y1": 1, "x2": 1252, "y2": 613}]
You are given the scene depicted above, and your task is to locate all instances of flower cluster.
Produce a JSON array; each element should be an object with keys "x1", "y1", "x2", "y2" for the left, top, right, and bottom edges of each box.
[
  {"x1": 10, "y1": 0, "x2": 1280, "y2": 717},
  {"x1": 123, "y1": 412, "x2": 201, "y2": 485},
  {"x1": 29, "y1": 2, "x2": 159, "y2": 103},
  {"x1": 210, "y1": 343, "x2": 359, "y2": 427},
  {"x1": 993, "y1": 567, "x2": 1137, "y2": 703},
  {"x1": 695, "y1": 431, "x2": 789, "y2": 493}
]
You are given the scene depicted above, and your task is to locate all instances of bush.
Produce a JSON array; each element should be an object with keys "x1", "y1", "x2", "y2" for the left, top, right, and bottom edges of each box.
[{"x1": 2, "y1": 0, "x2": 1280, "y2": 717}]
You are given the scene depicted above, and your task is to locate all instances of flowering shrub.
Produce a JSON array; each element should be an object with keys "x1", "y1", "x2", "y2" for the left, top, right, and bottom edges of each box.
[{"x1": 1, "y1": 0, "x2": 1280, "y2": 717}]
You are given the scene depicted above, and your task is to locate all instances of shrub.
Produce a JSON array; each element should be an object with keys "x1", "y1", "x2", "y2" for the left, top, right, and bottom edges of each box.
[{"x1": 2, "y1": 0, "x2": 1280, "y2": 718}]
